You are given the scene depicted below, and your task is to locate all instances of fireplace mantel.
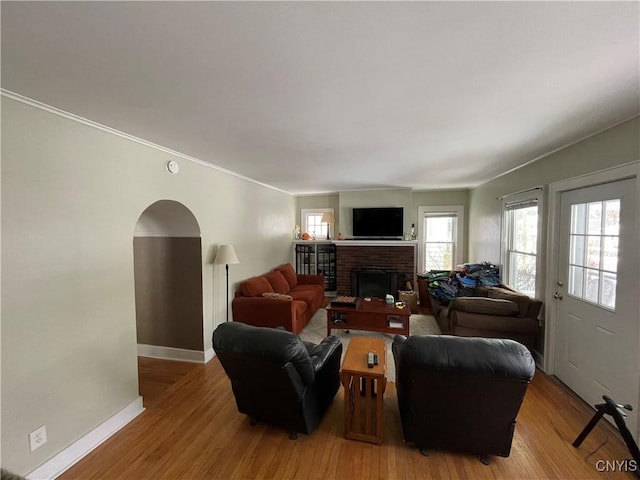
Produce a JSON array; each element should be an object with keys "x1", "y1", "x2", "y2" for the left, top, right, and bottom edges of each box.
[
  {"x1": 333, "y1": 240, "x2": 417, "y2": 247},
  {"x1": 293, "y1": 240, "x2": 417, "y2": 247}
]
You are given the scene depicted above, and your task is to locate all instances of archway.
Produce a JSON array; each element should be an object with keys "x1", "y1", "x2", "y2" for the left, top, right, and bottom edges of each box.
[{"x1": 133, "y1": 200, "x2": 204, "y2": 362}]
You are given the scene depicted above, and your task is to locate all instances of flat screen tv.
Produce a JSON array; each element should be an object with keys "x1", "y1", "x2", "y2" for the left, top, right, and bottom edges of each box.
[{"x1": 352, "y1": 207, "x2": 404, "y2": 238}]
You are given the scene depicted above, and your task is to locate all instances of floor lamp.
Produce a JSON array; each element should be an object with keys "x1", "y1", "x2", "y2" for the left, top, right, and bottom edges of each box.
[{"x1": 214, "y1": 244, "x2": 240, "y2": 322}]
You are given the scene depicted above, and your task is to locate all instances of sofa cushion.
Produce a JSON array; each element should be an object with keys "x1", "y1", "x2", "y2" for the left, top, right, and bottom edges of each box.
[
  {"x1": 487, "y1": 287, "x2": 530, "y2": 316},
  {"x1": 455, "y1": 313, "x2": 540, "y2": 334},
  {"x1": 265, "y1": 270, "x2": 291, "y2": 294},
  {"x1": 262, "y1": 292, "x2": 293, "y2": 300},
  {"x1": 275, "y1": 263, "x2": 298, "y2": 289},
  {"x1": 292, "y1": 284, "x2": 324, "y2": 296},
  {"x1": 241, "y1": 276, "x2": 274, "y2": 297},
  {"x1": 451, "y1": 297, "x2": 519, "y2": 316}
]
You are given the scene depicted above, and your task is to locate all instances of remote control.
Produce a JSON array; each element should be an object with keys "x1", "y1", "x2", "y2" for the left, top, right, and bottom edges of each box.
[{"x1": 367, "y1": 352, "x2": 375, "y2": 368}]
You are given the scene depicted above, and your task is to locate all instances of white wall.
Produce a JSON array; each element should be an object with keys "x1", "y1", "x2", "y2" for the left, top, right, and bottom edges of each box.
[
  {"x1": 1, "y1": 96, "x2": 296, "y2": 475},
  {"x1": 133, "y1": 200, "x2": 201, "y2": 237},
  {"x1": 338, "y1": 189, "x2": 412, "y2": 237},
  {"x1": 411, "y1": 189, "x2": 470, "y2": 261},
  {"x1": 296, "y1": 189, "x2": 469, "y2": 251},
  {"x1": 468, "y1": 117, "x2": 640, "y2": 265},
  {"x1": 296, "y1": 193, "x2": 339, "y2": 232},
  {"x1": 468, "y1": 116, "x2": 639, "y2": 357}
]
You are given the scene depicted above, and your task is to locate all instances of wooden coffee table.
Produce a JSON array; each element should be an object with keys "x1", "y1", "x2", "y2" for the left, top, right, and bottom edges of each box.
[
  {"x1": 340, "y1": 337, "x2": 387, "y2": 444},
  {"x1": 326, "y1": 297, "x2": 410, "y2": 337}
]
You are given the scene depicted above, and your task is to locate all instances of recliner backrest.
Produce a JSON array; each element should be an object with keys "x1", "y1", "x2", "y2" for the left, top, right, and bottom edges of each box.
[
  {"x1": 394, "y1": 334, "x2": 535, "y2": 379},
  {"x1": 213, "y1": 322, "x2": 315, "y2": 385},
  {"x1": 393, "y1": 334, "x2": 536, "y2": 457}
]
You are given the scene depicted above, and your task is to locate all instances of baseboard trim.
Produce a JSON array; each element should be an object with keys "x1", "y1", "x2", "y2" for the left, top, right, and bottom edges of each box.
[
  {"x1": 204, "y1": 347, "x2": 216, "y2": 363},
  {"x1": 26, "y1": 397, "x2": 144, "y2": 480},
  {"x1": 137, "y1": 344, "x2": 209, "y2": 363}
]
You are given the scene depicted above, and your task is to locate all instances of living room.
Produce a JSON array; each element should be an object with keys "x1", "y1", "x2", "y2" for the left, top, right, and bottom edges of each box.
[{"x1": 2, "y1": 2, "x2": 639, "y2": 479}]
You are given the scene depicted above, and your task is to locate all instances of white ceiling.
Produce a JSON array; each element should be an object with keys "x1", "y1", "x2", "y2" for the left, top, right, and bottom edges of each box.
[{"x1": 2, "y1": 1, "x2": 639, "y2": 195}]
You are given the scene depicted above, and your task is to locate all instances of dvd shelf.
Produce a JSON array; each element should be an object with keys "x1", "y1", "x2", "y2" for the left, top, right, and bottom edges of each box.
[{"x1": 294, "y1": 242, "x2": 337, "y2": 291}]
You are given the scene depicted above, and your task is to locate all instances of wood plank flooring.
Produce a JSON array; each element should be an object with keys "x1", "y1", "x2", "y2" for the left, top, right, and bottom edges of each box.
[{"x1": 58, "y1": 355, "x2": 636, "y2": 480}]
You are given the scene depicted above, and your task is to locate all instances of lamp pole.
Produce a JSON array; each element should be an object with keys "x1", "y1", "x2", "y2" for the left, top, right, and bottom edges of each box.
[
  {"x1": 225, "y1": 263, "x2": 230, "y2": 322},
  {"x1": 213, "y1": 244, "x2": 240, "y2": 324}
]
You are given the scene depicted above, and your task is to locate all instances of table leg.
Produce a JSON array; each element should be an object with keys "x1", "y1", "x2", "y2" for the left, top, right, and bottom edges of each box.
[
  {"x1": 376, "y1": 377, "x2": 386, "y2": 444},
  {"x1": 342, "y1": 373, "x2": 353, "y2": 439}
]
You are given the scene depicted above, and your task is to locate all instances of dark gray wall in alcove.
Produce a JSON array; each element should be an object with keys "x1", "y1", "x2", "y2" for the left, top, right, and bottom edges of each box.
[{"x1": 133, "y1": 237, "x2": 204, "y2": 350}]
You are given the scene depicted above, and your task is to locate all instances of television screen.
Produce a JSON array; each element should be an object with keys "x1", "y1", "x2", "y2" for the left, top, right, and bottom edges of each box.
[{"x1": 352, "y1": 207, "x2": 404, "y2": 238}]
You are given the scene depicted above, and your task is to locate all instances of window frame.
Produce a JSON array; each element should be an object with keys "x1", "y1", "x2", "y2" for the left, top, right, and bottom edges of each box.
[
  {"x1": 566, "y1": 199, "x2": 620, "y2": 310},
  {"x1": 500, "y1": 189, "x2": 544, "y2": 298},
  {"x1": 301, "y1": 208, "x2": 334, "y2": 239},
  {"x1": 417, "y1": 205, "x2": 464, "y2": 274}
]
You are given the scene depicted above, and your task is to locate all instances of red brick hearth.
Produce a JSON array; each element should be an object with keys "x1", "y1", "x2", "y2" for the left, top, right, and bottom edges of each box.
[{"x1": 335, "y1": 243, "x2": 416, "y2": 296}]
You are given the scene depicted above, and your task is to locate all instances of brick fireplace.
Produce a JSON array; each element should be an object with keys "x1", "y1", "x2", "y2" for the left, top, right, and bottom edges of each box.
[{"x1": 335, "y1": 242, "x2": 416, "y2": 296}]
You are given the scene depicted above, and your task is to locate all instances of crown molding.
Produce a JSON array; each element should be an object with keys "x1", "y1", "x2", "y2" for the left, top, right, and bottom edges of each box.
[
  {"x1": 477, "y1": 114, "x2": 640, "y2": 188},
  {"x1": 1, "y1": 89, "x2": 294, "y2": 196}
]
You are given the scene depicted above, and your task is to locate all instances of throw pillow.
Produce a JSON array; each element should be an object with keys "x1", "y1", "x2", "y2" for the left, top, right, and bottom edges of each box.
[
  {"x1": 262, "y1": 292, "x2": 293, "y2": 301},
  {"x1": 275, "y1": 263, "x2": 298, "y2": 289},
  {"x1": 265, "y1": 270, "x2": 291, "y2": 294},
  {"x1": 241, "y1": 276, "x2": 274, "y2": 297}
]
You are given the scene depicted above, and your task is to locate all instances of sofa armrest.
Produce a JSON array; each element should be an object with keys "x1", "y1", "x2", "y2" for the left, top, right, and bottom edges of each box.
[
  {"x1": 231, "y1": 296, "x2": 296, "y2": 329},
  {"x1": 297, "y1": 274, "x2": 324, "y2": 286},
  {"x1": 526, "y1": 297, "x2": 543, "y2": 319},
  {"x1": 309, "y1": 336, "x2": 342, "y2": 372}
]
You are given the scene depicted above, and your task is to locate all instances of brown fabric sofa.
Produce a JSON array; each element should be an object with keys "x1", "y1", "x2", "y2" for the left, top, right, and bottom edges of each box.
[
  {"x1": 232, "y1": 263, "x2": 325, "y2": 334},
  {"x1": 431, "y1": 286, "x2": 542, "y2": 351}
]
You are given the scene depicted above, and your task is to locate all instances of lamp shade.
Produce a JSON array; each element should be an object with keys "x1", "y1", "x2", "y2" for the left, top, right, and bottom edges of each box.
[
  {"x1": 214, "y1": 244, "x2": 240, "y2": 265},
  {"x1": 321, "y1": 212, "x2": 335, "y2": 223}
]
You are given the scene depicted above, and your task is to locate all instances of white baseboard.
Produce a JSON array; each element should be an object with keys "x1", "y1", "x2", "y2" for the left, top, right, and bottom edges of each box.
[
  {"x1": 137, "y1": 344, "x2": 211, "y2": 363},
  {"x1": 204, "y1": 347, "x2": 216, "y2": 363},
  {"x1": 26, "y1": 397, "x2": 144, "y2": 480}
]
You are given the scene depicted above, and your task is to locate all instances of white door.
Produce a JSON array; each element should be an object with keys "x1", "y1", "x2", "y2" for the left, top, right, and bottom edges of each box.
[{"x1": 555, "y1": 178, "x2": 638, "y2": 435}]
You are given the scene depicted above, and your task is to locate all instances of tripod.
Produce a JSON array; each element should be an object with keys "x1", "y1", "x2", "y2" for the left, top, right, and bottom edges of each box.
[{"x1": 573, "y1": 395, "x2": 640, "y2": 476}]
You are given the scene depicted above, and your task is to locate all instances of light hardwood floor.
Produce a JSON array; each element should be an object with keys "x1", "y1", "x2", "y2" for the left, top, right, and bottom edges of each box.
[{"x1": 58, "y1": 355, "x2": 636, "y2": 480}]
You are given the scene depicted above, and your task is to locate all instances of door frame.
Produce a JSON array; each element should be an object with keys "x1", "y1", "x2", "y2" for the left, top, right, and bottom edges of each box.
[{"x1": 544, "y1": 163, "x2": 639, "y2": 410}]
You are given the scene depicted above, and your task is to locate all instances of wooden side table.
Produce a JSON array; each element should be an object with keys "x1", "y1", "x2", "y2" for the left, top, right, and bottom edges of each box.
[{"x1": 340, "y1": 337, "x2": 387, "y2": 444}]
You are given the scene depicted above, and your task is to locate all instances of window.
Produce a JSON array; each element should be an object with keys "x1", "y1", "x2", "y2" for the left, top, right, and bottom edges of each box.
[
  {"x1": 301, "y1": 208, "x2": 334, "y2": 239},
  {"x1": 418, "y1": 206, "x2": 464, "y2": 273},
  {"x1": 502, "y1": 191, "x2": 542, "y2": 297},
  {"x1": 567, "y1": 199, "x2": 619, "y2": 309}
]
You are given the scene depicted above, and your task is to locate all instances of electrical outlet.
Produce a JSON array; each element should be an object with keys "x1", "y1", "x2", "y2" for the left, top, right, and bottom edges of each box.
[{"x1": 29, "y1": 425, "x2": 47, "y2": 451}]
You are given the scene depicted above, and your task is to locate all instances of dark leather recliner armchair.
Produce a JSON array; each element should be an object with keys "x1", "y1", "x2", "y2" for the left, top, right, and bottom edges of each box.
[
  {"x1": 212, "y1": 322, "x2": 342, "y2": 438},
  {"x1": 392, "y1": 335, "x2": 535, "y2": 461}
]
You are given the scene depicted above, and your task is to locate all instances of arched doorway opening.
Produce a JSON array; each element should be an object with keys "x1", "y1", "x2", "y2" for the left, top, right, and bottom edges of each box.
[{"x1": 132, "y1": 200, "x2": 204, "y2": 363}]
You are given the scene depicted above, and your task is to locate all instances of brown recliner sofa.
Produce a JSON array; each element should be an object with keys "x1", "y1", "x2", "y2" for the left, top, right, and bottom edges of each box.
[
  {"x1": 431, "y1": 286, "x2": 542, "y2": 351},
  {"x1": 232, "y1": 263, "x2": 324, "y2": 334},
  {"x1": 392, "y1": 334, "x2": 535, "y2": 461}
]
